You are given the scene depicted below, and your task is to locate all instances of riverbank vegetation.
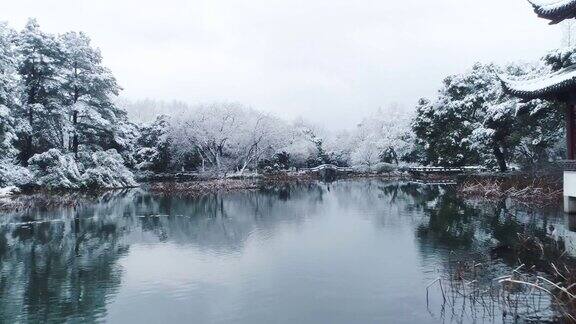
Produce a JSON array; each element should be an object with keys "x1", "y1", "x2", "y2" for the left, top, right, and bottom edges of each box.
[
  {"x1": 458, "y1": 172, "x2": 563, "y2": 206},
  {"x1": 0, "y1": 18, "x2": 571, "y2": 194}
]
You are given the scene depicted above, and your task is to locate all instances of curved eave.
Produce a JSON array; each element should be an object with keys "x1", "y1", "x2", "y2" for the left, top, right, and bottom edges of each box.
[
  {"x1": 529, "y1": 0, "x2": 576, "y2": 24},
  {"x1": 499, "y1": 65, "x2": 576, "y2": 101}
]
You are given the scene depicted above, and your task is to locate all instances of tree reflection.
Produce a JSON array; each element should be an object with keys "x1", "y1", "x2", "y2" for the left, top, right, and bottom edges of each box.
[
  {"x1": 0, "y1": 183, "x2": 326, "y2": 322},
  {"x1": 410, "y1": 184, "x2": 560, "y2": 256},
  {"x1": 0, "y1": 209, "x2": 128, "y2": 322},
  {"x1": 416, "y1": 193, "x2": 478, "y2": 249}
]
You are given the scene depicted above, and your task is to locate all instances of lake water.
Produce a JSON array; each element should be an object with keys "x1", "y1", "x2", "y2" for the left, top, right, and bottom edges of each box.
[{"x1": 0, "y1": 179, "x2": 572, "y2": 323}]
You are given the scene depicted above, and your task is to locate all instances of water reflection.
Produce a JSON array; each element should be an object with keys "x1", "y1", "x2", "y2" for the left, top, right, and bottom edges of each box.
[{"x1": 0, "y1": 180, "x2": 570, "y2": 323}]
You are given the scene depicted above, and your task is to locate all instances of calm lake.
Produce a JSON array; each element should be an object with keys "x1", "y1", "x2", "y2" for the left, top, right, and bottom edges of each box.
[{"x1": 0, "y1": 179, "x2": 573, "y2": 323}]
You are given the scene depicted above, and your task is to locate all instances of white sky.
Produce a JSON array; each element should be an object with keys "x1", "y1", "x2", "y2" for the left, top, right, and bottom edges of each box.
[{"x1": 0, "y1": 0, "x2": 564, "y2": 129}]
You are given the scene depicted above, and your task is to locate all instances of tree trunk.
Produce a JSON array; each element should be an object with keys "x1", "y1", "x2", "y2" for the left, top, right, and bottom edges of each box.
[
  {"x1": 389, "y1": 147, "x2": 399, "y2": 165},
  {"x1": 493, "y1": 145, "x2": 508, "y2": 172},
  {"x1": 71, "y1": 81, "x2": 80, "y2": 158},
  {"x1": 72, "y1": 110, "x2": 79, "y2": 158},
  {"x1": 22, "y1": 135, "x2": 33, "y2": 166},
  {"x1": 239, "y1": 160, "x2": 249, "y2": 175},
  {"x1": 21, "y1": 105, "x2": 34, "y2": 166}
]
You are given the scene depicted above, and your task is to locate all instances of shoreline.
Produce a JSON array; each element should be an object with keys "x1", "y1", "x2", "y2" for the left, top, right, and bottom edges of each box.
[
  {"x1": 0, "y1": 171, "x2": 564, "y2": 212},
  {"x1": 142, "y1": 172, "x2": 411, "y2": 195},
  {"x1": 0, "y1": 172, "x2": 408, "y2": 211}
]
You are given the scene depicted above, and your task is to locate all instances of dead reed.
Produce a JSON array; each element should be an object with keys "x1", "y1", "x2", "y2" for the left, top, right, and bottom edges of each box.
[
  {"x1": 149, "y1": 179, "x2": 261, "y2": 196},
  {"x1": 459, "y1": 173, "x2": 563, "y2": 207},
  {"x1": 427, "y1": 229, "x2": 576, "y2": 322}
]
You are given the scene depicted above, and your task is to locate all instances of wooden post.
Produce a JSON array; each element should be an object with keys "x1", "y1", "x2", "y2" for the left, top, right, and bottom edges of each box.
[{"x1": 568, "y1": 104, "x2": 576, "y2": 160}]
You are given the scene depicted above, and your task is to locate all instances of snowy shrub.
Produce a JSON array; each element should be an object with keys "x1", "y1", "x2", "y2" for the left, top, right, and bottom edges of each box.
[
  {"x1": 28, "y1": 149, "x2": 83, "y2": 189},
  {"x1": 0, "y1": 161, "x2": 33, "y2": 187},
  {"x1": 82, "y1": 149, "x2": 137, "y2": 189},
  {"x1": 27, "y1": 149, "x2": 137, "y2": 190},
  {"x1": 372, "y1": 163, "x2": 397, "y2": 174}
]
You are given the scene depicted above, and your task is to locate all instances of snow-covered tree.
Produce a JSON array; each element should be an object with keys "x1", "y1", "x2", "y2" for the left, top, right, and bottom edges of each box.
[
  {"x1": 135, "y1": 115, "x2": 172, "y2": 172},
  {"x1": 229, "y1": 111, "x2": 291, "y2": 173},
  {"x1": 280, "y1": 118, "x2": 334, "y2": 168},
  {"x1": 514, "y1": 101, "x2": 565, "y2": 168},
  {"x1": 412, "y1": 62, "x2": 564, "y2": 171},
  {"x1": 170, "y1": 103, "x2": 238, "y2": 172},
  {"x1": 0, "y1": 22, "x2": 20, "y2": 159},
  {"x1": 16, "y1": 18, "x2": 66, "y2": 164},
  {"x1": 349, "y1": 105, "x2": 413, "y2": 167},
  {"x1": 324, "y1": 129, "x2": 354, "y2": 167},
  {"x1": 60, "y1": 31, "x2": 121, "y2": 156},
  {"x1": 170, "y1": 103, "x2": 292, "y2": 173},
  {"x1": 412, "y1": 64, "x2": 503, "y2": 168},
  {"x1": 121, "y1": 98, "x2": 190, "y2": 123}
]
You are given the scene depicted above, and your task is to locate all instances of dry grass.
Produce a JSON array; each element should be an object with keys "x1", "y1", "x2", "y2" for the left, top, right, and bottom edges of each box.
[
  {"x1": 0, "y1": 193, "x2": 91, "y2": 212},
  {"x1": 428, "y1": 230, "x2": 576, "y2": 322},
  {"x1": 428, "y1": 260, "x2": 566, "y2": 322},
  {"x1": 458, "y1": 173, "x2": 563, "y2": 207},
  {"x1": 149, "y1": 179, "x2": 261, "y2": 195}
]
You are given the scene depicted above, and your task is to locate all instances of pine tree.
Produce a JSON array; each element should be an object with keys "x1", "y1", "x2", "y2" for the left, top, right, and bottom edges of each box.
[
  {"x1": 16, "y1": 18, "x2": 65, "y2": 164},
  {"x1": 60, "y1": 31, "x2": 121, "y2": 157},
  {"x1": 412, "y1": 62, "x2": 564, "y2": 171},
  {"x1": 0, "y1": 22, "x2": 19, "y2": 158}
]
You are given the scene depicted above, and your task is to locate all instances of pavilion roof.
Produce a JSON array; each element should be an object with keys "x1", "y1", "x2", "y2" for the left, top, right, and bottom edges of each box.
[
  {"x1": 529, "y1": 0, "x2": 576, "y2": 24},
  {"x1": 499, "y1": 64, "x2": 576, "y2": 101}
]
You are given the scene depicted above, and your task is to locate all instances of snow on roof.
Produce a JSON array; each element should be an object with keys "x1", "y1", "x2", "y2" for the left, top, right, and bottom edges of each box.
[
  {"x1": 499, "y1": 64, "x2": 576, "y2": 100},
  {"x1": 528, "y1": 0, "x2": 576, "y2": 24}
]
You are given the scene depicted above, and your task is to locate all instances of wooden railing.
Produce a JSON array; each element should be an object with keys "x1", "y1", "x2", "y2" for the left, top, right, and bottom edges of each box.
[
  {"x1": 559, "y1": 160, "x2": 576, "y2": 171},
  {"x1": 407, "y1": 166, "x2": 486, "y2": 174}
]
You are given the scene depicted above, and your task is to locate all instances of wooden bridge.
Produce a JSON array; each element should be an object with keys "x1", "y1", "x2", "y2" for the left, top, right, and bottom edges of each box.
[
  {"x1": 304, "y1": 164, "x2": 354, "y2": 173},
  {"x1": 301, "y1": 164, "x2": 354, "y2": 180}
]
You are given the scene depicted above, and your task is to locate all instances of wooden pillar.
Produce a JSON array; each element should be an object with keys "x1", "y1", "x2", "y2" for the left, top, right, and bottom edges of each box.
[{"x1": 568, "y1": 104, "x2": 576, "y2": 160}]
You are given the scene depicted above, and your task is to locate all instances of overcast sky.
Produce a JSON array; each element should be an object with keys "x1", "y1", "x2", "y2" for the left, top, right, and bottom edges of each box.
[{"x1": 0, "y1": 0, "x2": 565, "y2": 129}]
